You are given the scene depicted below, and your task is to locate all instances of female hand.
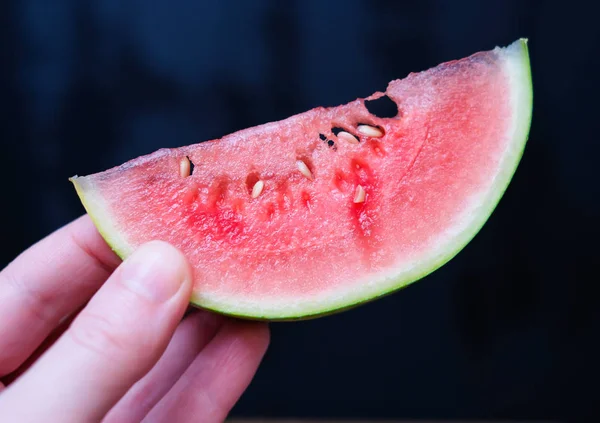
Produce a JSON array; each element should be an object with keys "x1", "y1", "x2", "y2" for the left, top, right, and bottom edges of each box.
[{"x1": 0, "y1": 215, "x2": 269, "y2": 422}]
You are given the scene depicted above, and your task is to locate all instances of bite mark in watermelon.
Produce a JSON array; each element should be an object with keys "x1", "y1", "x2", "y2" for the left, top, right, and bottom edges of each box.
[{"x1": 71, "y1": 39, "x2": 533, "y2": 320}]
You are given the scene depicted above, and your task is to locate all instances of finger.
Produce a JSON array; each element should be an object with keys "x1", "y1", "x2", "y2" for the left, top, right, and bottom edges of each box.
[
  {"x1": 103, "y1": 310, "x2": 224, "y2": 423},
  {"x1": 0, "y1": 215, "x2": 121, "y2": 376},
  {"x1": 1, "y1": 307, "x2": 81, "y2": 386},
  {"x1": 143, "y1": 320, "x2": 270, "y2": 423},
  {"x1": 0, "y1": 241, "x2": 192, "y2": 423}
]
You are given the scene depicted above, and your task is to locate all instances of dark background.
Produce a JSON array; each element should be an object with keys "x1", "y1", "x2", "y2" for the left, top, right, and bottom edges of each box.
[{"x1": 1, "y1": 0, "x2": 599, "y2": 420}]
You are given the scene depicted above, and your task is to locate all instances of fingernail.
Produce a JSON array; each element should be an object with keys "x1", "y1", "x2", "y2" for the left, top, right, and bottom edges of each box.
[{"x1": 119, "y1": 241, "x2": 191, "y2": 303}]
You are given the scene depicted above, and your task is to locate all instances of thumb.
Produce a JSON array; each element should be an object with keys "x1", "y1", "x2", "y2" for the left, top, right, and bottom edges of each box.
[{"x1": 0, "y1": 241, "x2": 193, "y2": 423}]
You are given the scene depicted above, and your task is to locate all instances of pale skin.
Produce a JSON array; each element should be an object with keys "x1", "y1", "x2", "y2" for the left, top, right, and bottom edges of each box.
[{"x1": 0, "y1": 215, "x2": 270, "y2": 422}]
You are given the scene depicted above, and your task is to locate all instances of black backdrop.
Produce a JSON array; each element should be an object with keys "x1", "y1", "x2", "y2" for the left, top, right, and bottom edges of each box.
[{"x1": 1, "y1": 0, "x2": 599, "y2": 420}]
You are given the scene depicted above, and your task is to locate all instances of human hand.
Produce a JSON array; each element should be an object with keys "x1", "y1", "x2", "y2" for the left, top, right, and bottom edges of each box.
[{"x1": 0, "y1": 215, "x2": 269, "y2": 422}]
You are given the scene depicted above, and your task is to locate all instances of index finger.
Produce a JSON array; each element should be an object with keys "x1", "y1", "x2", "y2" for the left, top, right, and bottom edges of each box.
[{"x1": 0, "y1": 215, "x2": 121, "y2": 376}]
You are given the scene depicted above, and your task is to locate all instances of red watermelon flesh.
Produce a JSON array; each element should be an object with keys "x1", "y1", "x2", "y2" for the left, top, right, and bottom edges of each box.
[{"x1": 71, "y1": 39, "x2": 532, "y2": 320}]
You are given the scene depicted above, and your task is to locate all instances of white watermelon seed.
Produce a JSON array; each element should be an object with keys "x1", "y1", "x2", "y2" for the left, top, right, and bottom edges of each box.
[
  {"x1": 179, "y1": 157, "x2": 191, "y2": 177},
  {"x1": 251, "y1": 180, "x2": 265, "y2": 198},
  {"x1": 357, "y1": 124, "x2": 384, "y2": 138},
  {"x1": 297, "y1": 160, "x2": 313, "y2": 180},
  {"x1": 337, "y1": 131, "x2": 359, "y2": 144},
  {"x1": 354, "y1": 185, "x2": 366, "y2": 203}
]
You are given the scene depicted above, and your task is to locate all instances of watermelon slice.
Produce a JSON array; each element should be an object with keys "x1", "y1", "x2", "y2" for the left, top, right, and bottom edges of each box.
[{"x1": 71, "y1": 39, "x2": 532, "y2": 320}]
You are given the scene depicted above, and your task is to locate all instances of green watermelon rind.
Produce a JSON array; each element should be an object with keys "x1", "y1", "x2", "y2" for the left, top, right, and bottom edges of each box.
[
  {"x1": 71, "y1": 178, "x2": 135, "y2": 259},
  {"x1": 71, "y1": 38, "x2": 533, "y2": 321}
]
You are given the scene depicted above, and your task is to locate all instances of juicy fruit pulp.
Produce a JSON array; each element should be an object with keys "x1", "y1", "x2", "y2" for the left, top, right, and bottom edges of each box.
[{"x1": 71, "y1": 39, "x2": 533, "y2": 320}]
